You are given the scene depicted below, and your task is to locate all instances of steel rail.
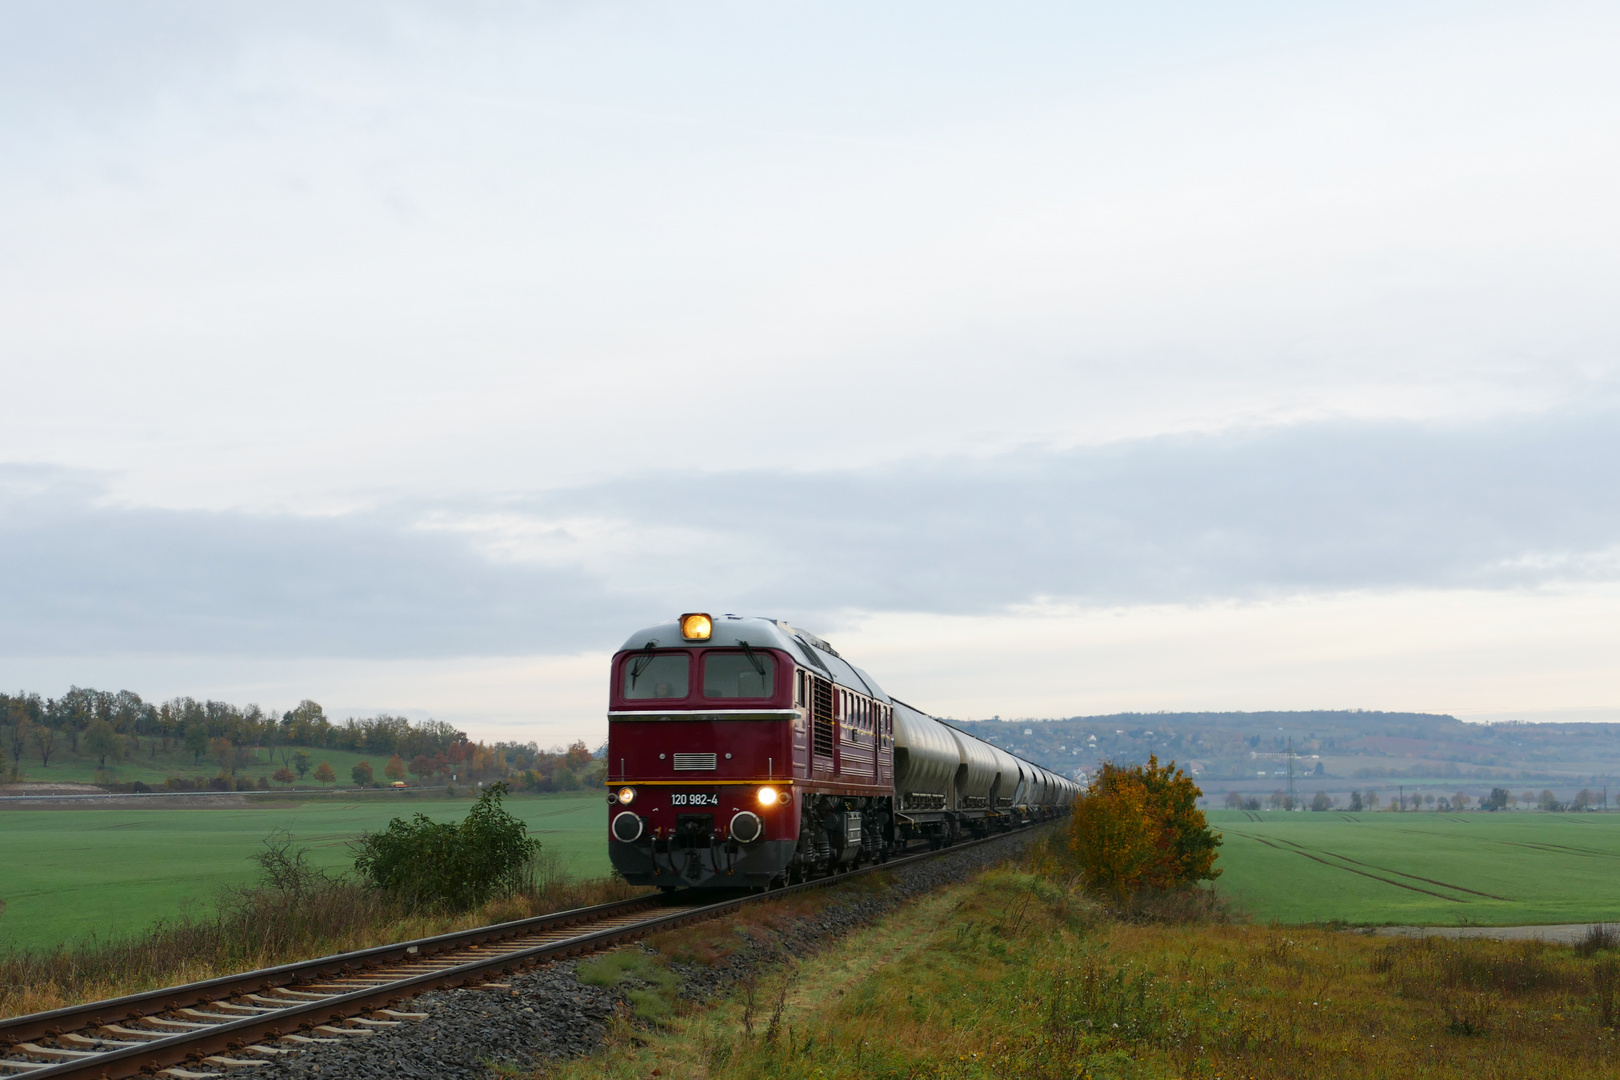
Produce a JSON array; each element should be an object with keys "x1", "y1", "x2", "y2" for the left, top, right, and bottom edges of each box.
[
  {"x1": 0, "y1": 895, "x2": 666, "y2": 1047},
  {"x1": 1, "y1": 821, "x2": 1051, "y2": 1080}
]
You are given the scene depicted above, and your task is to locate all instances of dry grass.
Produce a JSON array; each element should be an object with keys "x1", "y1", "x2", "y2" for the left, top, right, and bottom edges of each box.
[
  {"x1": 0, "y1": 845, "x2": 645, "y2": 1021},
  {"x1": 541, "y1": 845, "x2": 1620, "y2": 1080}
]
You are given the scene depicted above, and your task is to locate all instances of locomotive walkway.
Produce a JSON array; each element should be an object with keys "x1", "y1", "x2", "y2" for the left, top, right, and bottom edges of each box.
[{"x1": 0, "y1": 825, "x2": 1046, "y2": 1080}]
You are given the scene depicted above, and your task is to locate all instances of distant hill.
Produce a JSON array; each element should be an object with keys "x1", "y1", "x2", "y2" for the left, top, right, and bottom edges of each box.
[{"x1": 949, "y1": 711, "x2": 1620, "y2": 804}]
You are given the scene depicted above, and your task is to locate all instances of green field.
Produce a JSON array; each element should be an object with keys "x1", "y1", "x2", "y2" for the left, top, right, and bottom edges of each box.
[
  {"x1": 1208, "y1": 809, "x2": 1620, "y2": 925},
  {"x1": 8, "y1": 803, "x2": 1617, "y2": 952},
  {"x1": 0, "y1": 791, "x2": 610, "y2": 951}
]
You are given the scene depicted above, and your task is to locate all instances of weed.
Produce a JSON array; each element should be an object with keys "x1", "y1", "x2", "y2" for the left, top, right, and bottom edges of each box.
[
  {"x1": 1595, "y1": 957, "x2": 1620, "y2": 1027},
  {"x1": 1439, "y1": 989, "x2": 1498, "y2": 1035},
  {"x1": 577, "y1": 949, "x2": 682, "y2": 1023},
  {"x1": 763, "y1": 964, "x2": 794, "y2": 1045},
  {"x1": 1578, "y1": 923, "x2": 1620, "y2": 957}
]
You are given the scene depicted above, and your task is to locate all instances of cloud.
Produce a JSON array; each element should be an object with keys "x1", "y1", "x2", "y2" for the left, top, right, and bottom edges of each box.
[
  {"x1": 5, "y1": 411, "x2": 1618, "y2": 659},
  {"x1": 520, "y1": 409, "x2": 1620, "y2": 617},
  {"x1": 0, "y1": 465, "x2": 636, "y2": 658}
]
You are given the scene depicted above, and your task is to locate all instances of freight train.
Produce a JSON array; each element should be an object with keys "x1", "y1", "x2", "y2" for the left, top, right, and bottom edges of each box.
[{"x1": 605, "y1": 613, "x2": 1079, "y2": 890}]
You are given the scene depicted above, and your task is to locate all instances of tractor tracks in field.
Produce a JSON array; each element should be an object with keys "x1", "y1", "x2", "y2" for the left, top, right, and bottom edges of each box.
[{"x1": 1227, "y1": 831, "x2": 1515, "y2": 903}]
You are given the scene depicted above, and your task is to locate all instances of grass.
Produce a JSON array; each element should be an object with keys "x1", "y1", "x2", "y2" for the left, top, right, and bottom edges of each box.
[
  {"x1": 1205, "y1": 809, "x2": 1620, "y2": 925},
  {"x1": 542, "y1": 851, "x2": 1620, "y2": 1080},
  {"x1": 0, "y1": 790, "x2": 610, "y2": 950}
]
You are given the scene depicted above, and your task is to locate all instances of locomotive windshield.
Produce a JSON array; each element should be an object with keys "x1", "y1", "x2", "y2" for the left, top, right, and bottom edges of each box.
[
  {"x1": 622, "y1": 653, "x2": 690, "y2": 699},
  {"x1": 703, "y1": 651, "x2": 776, "y2": 698}
]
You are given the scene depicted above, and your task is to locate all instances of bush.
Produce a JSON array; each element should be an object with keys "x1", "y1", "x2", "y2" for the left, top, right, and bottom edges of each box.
[
  {"x1": 1066, "y1": 755, "x2": 1221, "y2": 902},
  {"x1": 352, "y1": 781, "x2": 540, "y2": 911}
]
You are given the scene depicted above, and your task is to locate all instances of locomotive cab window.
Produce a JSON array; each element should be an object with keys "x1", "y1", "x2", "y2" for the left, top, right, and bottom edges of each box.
[
  {"x1": 621, "y1": 653, "x2": 690, "y2": 699},
  {"x1": 703, "y1": 651, "x2": 777, "y2": 699}
]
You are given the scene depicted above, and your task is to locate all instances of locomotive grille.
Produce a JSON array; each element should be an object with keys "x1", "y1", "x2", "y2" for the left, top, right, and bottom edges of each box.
[
  {"x1": 672, "y1": 753, "x2": 717, "y2": 770},
  {"x1": 811, "y1": 677, "x2": 834, "y2": 759}
]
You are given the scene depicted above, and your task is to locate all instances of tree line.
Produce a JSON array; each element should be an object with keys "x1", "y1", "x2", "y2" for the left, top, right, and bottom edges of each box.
[
  {"x1": 1, "y1": 685, "x2": 605, "y2": 793},
  {"x1": 1223, "y1": 786, "x2": 1610, "y2": 812}
]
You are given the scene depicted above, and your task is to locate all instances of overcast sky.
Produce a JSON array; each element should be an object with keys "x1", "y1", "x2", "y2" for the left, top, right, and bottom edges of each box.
[{"x1": 4, "y1": 1, "x2": 1618, "y2": 743}]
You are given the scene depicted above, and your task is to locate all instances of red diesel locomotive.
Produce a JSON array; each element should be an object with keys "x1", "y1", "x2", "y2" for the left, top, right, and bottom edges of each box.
[{"x1": 606, "y1": 613, "x2": 1076, "y2": 890}]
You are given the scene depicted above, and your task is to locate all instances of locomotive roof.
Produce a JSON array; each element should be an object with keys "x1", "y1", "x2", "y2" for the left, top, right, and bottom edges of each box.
[
  {"x1": 619, "y1": 614, "x2": 1077, "y2": 793},
  {"x1": 618, "y1": 615, "x2": 889, "y2": 700}
]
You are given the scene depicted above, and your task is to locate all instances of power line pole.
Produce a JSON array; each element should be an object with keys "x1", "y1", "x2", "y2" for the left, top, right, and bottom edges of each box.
[{"x1": 1287, "y1": 737, "x2": 1296, "y2": 811}]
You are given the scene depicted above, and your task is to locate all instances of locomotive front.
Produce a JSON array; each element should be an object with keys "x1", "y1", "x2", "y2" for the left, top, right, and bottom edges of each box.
[{"x1": 605, "y1": 613, "x2": 801, "y2": 889}]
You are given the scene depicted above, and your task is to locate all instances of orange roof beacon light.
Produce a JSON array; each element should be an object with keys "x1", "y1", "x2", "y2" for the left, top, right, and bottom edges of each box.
[{"x1": 679, "y1": 612, "x2": 713, "y2": 641}]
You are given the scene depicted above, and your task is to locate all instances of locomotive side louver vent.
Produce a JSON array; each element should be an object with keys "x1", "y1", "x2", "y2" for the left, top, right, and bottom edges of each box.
[
  {"x1": 673, "y1": 753, "x2": 717, "y2": 771},
  {"x1": 811, "y1": 677, "x2": 834, "y2": 759}
]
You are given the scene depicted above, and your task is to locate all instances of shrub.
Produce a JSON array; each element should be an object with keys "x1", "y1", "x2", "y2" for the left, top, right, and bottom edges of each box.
[
  {"x1": 1066, "y1": 755, "x2": 1221, "y2": 902},
  {"x1": 352, "y1": 781, "x2": 540, "y2": 911},
  {"x1": 352, "y1": 760, "x2": 373, "y2": 785}
]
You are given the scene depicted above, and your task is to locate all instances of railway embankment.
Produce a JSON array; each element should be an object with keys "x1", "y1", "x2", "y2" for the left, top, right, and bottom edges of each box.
[
  {"x1": 239, "y1": 831, "x2": 1047, "y2": 1080},
  {"x1": 551, "y1": 859, "x2": 1620, "y2": 1080}
]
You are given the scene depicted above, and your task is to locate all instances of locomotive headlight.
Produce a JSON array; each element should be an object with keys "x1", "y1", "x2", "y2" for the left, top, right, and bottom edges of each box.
[
  {"x1": 617, "y1": 786, "x2": 636, "y2": 805},
  {"x1": 679, "y1": 612, "x2": 713, "y2": 640},
  {"x1": 756, "y1": 785, "x2": 780, "y2": 807}
]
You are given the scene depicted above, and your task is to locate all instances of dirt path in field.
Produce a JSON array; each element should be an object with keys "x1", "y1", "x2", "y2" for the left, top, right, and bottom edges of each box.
[{"x1": 1372, "y1": 923, "x2": 1613, "y2": 944}]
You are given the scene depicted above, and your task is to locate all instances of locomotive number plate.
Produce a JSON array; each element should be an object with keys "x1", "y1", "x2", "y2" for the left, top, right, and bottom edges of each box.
[{"x1": 670, "y1": 792, "x2": 720, "y2": 807}]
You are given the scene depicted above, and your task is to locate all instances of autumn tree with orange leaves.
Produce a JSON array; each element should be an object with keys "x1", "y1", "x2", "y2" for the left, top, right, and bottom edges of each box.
[{"x1": 1067, "y1": 755, "x2": 1221, "y2": 901}]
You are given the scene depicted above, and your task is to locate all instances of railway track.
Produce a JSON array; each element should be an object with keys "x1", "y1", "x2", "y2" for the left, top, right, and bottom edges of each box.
[{"x1": 0, "y1": 824, "x2": 1049, "y2": 1080}]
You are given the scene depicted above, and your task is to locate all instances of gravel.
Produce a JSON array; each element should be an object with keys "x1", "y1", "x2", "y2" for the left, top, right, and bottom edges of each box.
[{"x1": 245, "y1": 830, "x2": 1041, "y2": 1080}]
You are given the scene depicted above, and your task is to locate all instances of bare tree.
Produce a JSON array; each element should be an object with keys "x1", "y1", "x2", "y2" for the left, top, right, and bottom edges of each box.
[
  {"x1": 6, "y1": 719, "x2": 31, "y2": 766},
  {"x1": 33, "y1": 725, "x2": 57, "y2": 767}
]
